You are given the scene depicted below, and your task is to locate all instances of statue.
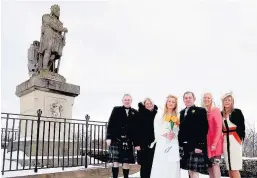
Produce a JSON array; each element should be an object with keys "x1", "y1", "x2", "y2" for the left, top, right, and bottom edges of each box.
[
  {"x1": 27, "y1": 41, "x2": 40, "y2": 77},
  {"x1": 27, "y1": 4, "x2": 68, "y2": 77},
  {"x1": 39, "y1": 4, "x2": 68, "y2": 73}
]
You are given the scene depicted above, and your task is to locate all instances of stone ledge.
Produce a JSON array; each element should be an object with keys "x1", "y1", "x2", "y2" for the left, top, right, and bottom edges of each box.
[
  {"x1": 16, "y1": 76, "x2": 80, "y2": 97},
  {"x1": 8, "y1": 164, "x2": 140, "y2": 178}
]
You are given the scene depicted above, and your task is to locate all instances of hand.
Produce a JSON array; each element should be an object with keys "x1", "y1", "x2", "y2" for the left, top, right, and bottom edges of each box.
[
  {"x1": 135, "y1": 146, "x2": 141, "y2": 151},
  {"x1": 195, "y1": 148, "x2": 202, "y2": 153},
  {"x1": 106, "y1": 139, "x2": 111, "y2": 146},
  {"x1": 211, "y1": 145, "x2": 216, "y2": 151},
  {"x1": 167, "y1": 131, "x2": 175, "y2": 140},
  {"x1": 63, "y1": 27, "x2": 68, "y2": 33}
]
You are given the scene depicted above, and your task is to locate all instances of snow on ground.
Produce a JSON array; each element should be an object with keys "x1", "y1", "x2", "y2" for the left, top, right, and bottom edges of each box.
[
  {"x1": 243, "y1": 157, "x2": 257, "y2": 160},
  {"x1": 1, "y1": 149, "x2": 102, "y2": 177},
  {"x1": 6, "y1": 149, "x2": 257, "y2": 178},
  {"x1": 2, "y1": 149, "x2": 101, "y2": 164}
]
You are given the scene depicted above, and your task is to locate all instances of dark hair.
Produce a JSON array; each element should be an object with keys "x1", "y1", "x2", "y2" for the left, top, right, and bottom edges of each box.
[{"x1": 183, "y1": 91, "x2": 196, "y2": 99}]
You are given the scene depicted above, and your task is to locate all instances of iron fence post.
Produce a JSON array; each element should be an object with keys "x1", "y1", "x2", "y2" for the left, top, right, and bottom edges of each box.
[
  {"x1": 34, "y1": 109, "x2": 42, "y2": 173},
  {"x1": 2, "y1": 113, "x2": 9, "y2": 175},
  {"x1": 105, "y1": 122, "x2": 108, "y2": 168},
  {"x1": 85, "y1": 114, "x2": 90, "y2": 168}
]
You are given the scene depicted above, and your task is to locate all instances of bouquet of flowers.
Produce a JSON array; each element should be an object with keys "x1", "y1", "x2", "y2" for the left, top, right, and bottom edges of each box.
[
  {"x1": 164, "y1": 115, "x2": 180, "y2": 130},
  {"x1": 162, "y1": 115, "x2": 180, "y2": 140}
]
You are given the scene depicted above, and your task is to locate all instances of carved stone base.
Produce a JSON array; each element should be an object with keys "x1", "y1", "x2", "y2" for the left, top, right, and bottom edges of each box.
[
  {"x1": 16, "y1": 75, "x2": 80, "y2": 98},
  {"x1": 15, "y1": 77, "x2": 80, "y2": 140}
]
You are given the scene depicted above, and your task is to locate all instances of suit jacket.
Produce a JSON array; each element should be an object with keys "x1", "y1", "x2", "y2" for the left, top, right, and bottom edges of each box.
[
  {"x1": 106, "y1": 106, "x2": 139, "y2": 146},
  {"x1": 178, "y1": 105, "x2": 208, "y2": 152},
  {"x1": 137, "y1": 102, "x2": 158, "y2": 147},
  {"x1": 221, "y1": 108, "x2": 245, "y2": 141}
]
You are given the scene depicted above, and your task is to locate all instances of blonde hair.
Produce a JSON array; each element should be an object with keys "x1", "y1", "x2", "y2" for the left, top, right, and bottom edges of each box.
[
  {"x1": 221, "y1": 93, "x2": 234, "y2": 116},
  {"x1": 201, "y1": 92, "x2": 216, "y2": 110},
  {"x1": 163, "y1": 95, "x2": 178, "y2": 117}
]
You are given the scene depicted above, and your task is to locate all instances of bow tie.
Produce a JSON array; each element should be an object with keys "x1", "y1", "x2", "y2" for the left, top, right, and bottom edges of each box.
[{"x1": 123, "y1": 106, "x2": 131, "y2": 110}]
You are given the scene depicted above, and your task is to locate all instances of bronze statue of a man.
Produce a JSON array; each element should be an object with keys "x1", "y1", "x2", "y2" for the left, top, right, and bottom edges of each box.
[{"x1": 38, "y1": 4, "x2": 68, "y2": 72}]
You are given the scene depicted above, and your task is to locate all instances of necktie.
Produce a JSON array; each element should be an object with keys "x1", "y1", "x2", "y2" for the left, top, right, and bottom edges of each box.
[
  {"x1": 125, "y1": 109, "x2": 129, "y2": 116},
  {"x1": 184, "y1": 108, "x2": 188, "y2": 116}
]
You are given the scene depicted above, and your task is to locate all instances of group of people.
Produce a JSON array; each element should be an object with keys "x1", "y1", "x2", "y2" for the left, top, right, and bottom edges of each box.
[{"x1": 105, "y1": 91, "x2": 245, "y2": 178}]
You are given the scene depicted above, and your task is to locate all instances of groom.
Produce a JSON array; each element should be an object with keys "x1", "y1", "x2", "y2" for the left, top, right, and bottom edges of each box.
[
  {"x1": 106, "y1": 94, "x2": 139, "y2": 178},
  {"x1": 178, "y1": 91, "x2": 209, "y2": 178}
]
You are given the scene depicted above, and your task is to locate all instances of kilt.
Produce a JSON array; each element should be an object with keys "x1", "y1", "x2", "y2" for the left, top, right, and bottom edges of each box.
[
  {"x1": 181, "y1": 152, "x2": 208, "y2": 173},
  {"x1": 108, "y1": 140, "x2": 135, "y2": 164}
]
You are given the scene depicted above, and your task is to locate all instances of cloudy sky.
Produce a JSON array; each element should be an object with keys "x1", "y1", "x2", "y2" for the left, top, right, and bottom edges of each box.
[{"x1": 1, "y1": 0, "x2": 257, "y2": 127}]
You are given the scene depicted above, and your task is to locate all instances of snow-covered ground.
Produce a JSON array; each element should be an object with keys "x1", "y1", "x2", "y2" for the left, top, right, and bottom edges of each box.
[
  {"x1": 5, "y1": 149, "x2": 257, "y2": 178},
  {"x1": 1, "y1": 149, "x2": 102, "y2": 177}
]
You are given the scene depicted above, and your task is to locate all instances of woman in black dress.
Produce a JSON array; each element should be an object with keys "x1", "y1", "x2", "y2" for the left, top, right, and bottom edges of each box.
[{"x1": 136, "y1": 98, "x2": 158, "y2": 178}]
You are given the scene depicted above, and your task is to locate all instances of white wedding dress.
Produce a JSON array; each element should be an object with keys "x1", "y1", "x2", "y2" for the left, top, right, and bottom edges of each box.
[{"x1": 150, "y1": 112, "x2": 181, "y2": 178}]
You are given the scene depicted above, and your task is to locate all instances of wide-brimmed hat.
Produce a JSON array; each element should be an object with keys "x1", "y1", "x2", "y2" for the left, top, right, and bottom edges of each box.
[{"x1": 221, "y1": 91, "x2": 234, "y2": 100}]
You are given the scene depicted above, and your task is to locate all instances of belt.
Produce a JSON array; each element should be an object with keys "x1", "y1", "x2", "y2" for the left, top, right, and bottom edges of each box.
[{"x1": 222, "y1": 129, "x2": 236, "y2": 133}]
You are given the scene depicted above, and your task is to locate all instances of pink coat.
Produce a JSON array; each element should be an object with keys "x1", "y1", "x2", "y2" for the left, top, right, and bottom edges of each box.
[{"x1": 207, "y1": 107, "x2": 223, "y2": 158}]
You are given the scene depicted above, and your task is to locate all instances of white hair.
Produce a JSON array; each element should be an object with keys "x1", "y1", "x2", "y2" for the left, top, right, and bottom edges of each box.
[
  {"x1": 122, "y1": 94, "x2": 132, "y2": 100},
  {"x1": 201, "y1": 92, "x2": 216, "y2": 109}
]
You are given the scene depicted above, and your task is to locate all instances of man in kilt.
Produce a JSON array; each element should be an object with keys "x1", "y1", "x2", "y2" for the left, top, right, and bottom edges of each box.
[
  {"x1": 106, "y1": 94, "x2": 140, "y2": 178},
  {"x1": 178, "y1": 91, "x2": 209, "y2": 178}
]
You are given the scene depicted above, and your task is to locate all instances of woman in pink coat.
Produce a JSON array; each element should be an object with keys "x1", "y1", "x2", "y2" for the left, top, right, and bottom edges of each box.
[{"x1": 202, "y1": 93, "x2": 223, "y2": 178}]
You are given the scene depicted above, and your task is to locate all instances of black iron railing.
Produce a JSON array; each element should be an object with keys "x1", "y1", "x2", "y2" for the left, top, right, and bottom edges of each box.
[{"x1": 1, "y1": 110, "x2": 108, "y2": 175}]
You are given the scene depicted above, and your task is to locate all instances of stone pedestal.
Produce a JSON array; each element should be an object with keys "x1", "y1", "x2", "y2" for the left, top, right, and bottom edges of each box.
[{"x1": 15, "y1": 75, "x2": 80, "y2": 157}]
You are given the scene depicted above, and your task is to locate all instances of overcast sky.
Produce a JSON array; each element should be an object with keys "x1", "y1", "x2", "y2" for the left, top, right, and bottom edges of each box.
[{"x1": 1, "y1": 0, "x2": 257, "y2": 127}]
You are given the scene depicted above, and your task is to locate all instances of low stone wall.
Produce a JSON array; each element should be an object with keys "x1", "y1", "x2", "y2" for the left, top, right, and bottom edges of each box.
[{"x1": 9, "y1": 164, "x2": 140, "y2": 178}]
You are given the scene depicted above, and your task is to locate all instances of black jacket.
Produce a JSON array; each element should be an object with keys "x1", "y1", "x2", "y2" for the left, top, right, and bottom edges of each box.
[
  {"x1": 137, "y1": 102, "x2": 158, "y2": 147},
  {"x1": 106, "y1": 106, "x2": 139, "y2": 145},
  {"x1": 221, "y1": 108, "x2": 245, "y2": 141},
  {"x1": 178, "y1": 105, "x2": 208, "y2": 152}
]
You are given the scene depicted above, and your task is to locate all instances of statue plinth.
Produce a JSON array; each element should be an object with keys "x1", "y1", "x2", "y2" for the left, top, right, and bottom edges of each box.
[
  {"x1": 14, "y1": 76, "x2": 80, "y2": 156},
  {"x1": 16, "y1": 75, "x2": 79, "y2": 97}
]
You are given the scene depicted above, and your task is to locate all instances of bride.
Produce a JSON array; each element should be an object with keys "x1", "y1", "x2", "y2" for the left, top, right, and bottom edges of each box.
[{"x1": 150, "y1": 95, "x2": 181, "y2": 178}]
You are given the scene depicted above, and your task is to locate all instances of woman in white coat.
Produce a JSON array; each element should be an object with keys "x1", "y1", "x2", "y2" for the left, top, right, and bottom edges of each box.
[{"x1": 150, "y1": 95, "x2": 181, "y2": 178}]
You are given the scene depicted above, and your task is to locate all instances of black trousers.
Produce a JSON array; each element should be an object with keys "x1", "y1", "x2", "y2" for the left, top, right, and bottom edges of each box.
[{"x1": 137, "y1": 144, "x2": 155, "y2": 178}]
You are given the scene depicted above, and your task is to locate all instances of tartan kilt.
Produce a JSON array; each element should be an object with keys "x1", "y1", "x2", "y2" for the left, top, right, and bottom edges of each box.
[
  {"x1": 181, "y1": 152, "x2": 208, "y2": 173},
  {"x1": 108, "y1": 140, "x2": 135, "y2": 164}
]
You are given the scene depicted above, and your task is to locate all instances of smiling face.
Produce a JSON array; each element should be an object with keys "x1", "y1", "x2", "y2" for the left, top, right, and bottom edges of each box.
[
  {"x1": 223, "y1": 96, "x2": 233, "y2": 110},
  {"x1": 166, "y1": 97, "x2": 177, "y2": 111},
  {"x1": 122, "y1": 95, "x2": 132, "y2": 108},
  {"x1": 144, "y1": 99, "x2": 153, "y2": 110},
  {"x1": 183, "y1": 92, "x2": 195, "y2": 107},
  {"x1": 203, "y1": 93, "x2": 212, "y2": 108}
]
